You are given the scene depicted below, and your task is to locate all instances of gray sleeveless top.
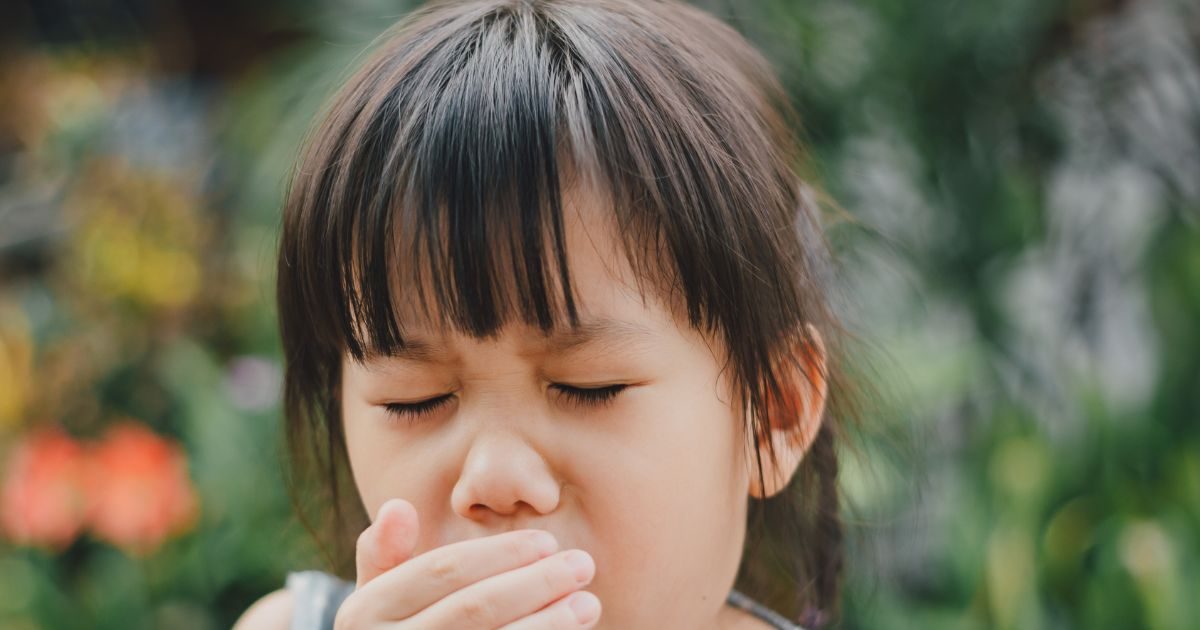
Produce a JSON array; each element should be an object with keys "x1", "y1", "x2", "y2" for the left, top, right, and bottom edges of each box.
[{"x1": 285, "y1": 570, "x2": 807, "y2": 629}]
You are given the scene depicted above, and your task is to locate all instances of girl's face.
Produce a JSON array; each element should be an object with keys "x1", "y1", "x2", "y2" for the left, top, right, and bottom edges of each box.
[{"x1": 340, "y1": 190, "x2": 766, "y2": 628}]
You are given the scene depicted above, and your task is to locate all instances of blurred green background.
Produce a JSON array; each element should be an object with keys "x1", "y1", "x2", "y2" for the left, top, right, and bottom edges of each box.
[{"x1": 0, "y1": 0, "x2": 1197, "y2": 628}]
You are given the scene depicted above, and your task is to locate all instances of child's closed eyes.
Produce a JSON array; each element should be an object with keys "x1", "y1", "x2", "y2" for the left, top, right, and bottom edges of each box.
[{"x1": 380, "y1": 382, "x2": 630, "y2": 423}]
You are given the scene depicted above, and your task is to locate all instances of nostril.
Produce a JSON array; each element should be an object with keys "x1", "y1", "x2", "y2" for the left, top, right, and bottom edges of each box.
[{"x1": 469, "y1": 499, "x2": 532, "y2": 518}]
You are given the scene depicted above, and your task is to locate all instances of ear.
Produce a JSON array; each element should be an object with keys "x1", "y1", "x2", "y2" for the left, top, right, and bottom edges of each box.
[{"x1": 747, "y1": 323, "x2": 829, "y2": 499}]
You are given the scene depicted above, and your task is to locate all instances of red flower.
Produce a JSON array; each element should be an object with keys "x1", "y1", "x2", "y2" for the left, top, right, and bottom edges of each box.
[
  {"x1": 83, "y1": 421, "x2": 199, "y2": 555},
  {"x1": 0, "y1": 427, "x2": 88, "y2": 551}
]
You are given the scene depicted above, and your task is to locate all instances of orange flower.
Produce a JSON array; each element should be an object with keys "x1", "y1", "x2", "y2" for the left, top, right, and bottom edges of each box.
[
  {"x1": 83, "y1": 422, "x2": 199, "y2": 555},
  {"x1": 0, "y1": 428, "x2": 88, "y2": 551}
]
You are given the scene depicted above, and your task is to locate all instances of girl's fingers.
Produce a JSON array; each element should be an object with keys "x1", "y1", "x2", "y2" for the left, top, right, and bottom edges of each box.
[
  {"x1": 354, "y1": 498, "x2": 419, "y2": 589},
  {"x1": 357, "y1": 529, "x2": 560, "y2": 621},
  {"x1": 398, "y1": 548, "x2": 595, "y2": 629},
  {"x1": 497, "y1": 591, "x2": 602, "y2": 630}
]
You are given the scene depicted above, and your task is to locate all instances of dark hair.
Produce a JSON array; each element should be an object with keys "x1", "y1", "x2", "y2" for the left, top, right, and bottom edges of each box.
[{"x1": 276, "y1": 0, "x2": 860, "y2": 625}]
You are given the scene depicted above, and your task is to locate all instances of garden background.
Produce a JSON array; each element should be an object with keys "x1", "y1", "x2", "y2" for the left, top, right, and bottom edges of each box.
[{"x1": 1, "y1": 0, "x2": 1197, "y2": 628}]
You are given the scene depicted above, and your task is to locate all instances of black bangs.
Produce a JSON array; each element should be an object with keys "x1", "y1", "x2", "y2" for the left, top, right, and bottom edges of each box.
[
  {"x1": 279, "y1": 0, "x2": 824, "y2": 426},
  {"x1": 286, "y1": 3, "x2": 583, "y2": 363}
]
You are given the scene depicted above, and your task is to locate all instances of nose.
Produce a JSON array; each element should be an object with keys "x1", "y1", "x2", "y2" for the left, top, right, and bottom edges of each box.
[{"x1": 450, "y1": 431, "x2": 561, "y2": 521}]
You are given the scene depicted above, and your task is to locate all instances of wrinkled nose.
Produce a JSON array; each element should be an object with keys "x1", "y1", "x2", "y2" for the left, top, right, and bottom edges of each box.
[{"x1": 450, "y1": 431, "x2": 561, "y2": 521}]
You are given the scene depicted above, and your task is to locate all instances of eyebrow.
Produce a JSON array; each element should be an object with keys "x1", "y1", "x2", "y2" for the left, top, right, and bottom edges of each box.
[
  {"x1": 539, "y1": 318, "x2": 659, "y2": 357},
  {"x1": 360, "y1": 317, "x2": 658, "y2": 365}
]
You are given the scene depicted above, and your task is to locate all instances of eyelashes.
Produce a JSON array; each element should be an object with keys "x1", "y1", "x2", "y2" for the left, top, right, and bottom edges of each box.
[
  {"x1": 382, "y1": 394, "x2": 453, "y2": 422},
  {"x1": 554, "y1": 383, "x2": 627, "y2": 408},
  {"x1": 381, "y1": 384, "x2": 629, "y2": 424}
]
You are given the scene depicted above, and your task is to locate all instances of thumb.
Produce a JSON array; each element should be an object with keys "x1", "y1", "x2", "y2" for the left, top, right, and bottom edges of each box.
[{"x1": 355, "y1": 498, "x2": 419, "y2": 589}]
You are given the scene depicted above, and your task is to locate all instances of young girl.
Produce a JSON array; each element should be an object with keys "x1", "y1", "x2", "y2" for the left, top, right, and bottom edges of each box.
[{"x1": 238, "y1": 0, "x2": 856, "y2": 627}]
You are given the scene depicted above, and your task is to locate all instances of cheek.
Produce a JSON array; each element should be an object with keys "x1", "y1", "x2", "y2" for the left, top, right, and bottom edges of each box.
[
  {"x1": 571, "y1": 382, "x2": 743, "y2": 499},
  {"x1": 340, "y1": 397, "x2": 443, "y2": 521},
  {"x1": 576, "y1": 381, "x2": 747, "y2": 581},
  {"x1": 635, "y1": 376, "x2": 746, "y2": 490},
  {"x1": 577, "y1": 402, "x2": 748, "y2": 625},
  {"x1": 340, "y1": 398, "x2": 390, "y2": 516}
]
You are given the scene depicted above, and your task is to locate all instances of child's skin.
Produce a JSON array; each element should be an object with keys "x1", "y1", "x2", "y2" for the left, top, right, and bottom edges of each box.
[{"x1": 329, "y1": 184, "x2": 829, "y2": 629}]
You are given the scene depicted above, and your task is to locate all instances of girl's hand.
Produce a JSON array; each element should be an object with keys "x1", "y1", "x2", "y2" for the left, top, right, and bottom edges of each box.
[{"x1": 334, "y1": 498, "x2": 602, "y2": 629}]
